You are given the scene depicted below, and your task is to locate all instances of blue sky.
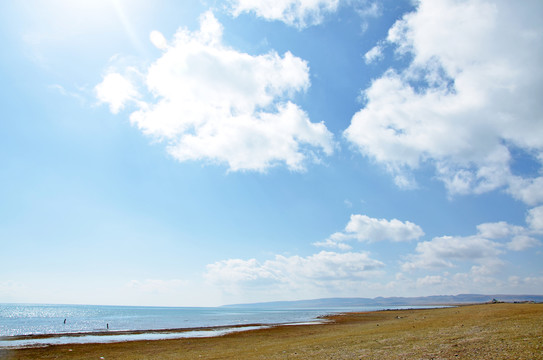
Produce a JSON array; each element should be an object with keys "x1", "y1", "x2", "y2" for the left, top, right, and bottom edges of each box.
[{"x1": 1, "y1": 0, "x2": 542, "y2": 307}]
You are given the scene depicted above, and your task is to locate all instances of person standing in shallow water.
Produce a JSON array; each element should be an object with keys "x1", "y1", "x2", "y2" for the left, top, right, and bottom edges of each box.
[
  {"x1": 107, "y1": 323, "x2": 109, "y2": 330},
  {"x1": 64, "y1": 319, "x2": 66, "y2": 324}
]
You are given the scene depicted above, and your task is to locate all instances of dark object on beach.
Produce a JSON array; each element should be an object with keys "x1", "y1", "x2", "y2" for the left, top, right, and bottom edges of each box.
[{"x1": 107, "y1": 323, "x2": 109, "y2": 330}]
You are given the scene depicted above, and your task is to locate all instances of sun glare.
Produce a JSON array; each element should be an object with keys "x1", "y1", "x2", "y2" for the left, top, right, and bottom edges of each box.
[{"x1": 26, "y1": 0, "x2": 147, "y2": 53}]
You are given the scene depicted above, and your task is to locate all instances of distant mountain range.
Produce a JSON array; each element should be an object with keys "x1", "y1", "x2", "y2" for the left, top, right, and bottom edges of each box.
[{"x1": 223, "y1": 294, "x2": 543, "y2": 308}]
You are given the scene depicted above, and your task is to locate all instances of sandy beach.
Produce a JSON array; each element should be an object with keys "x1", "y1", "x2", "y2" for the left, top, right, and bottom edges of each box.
[{"x1": 2, "y1": 303, "x2": 542, "y2": 359}]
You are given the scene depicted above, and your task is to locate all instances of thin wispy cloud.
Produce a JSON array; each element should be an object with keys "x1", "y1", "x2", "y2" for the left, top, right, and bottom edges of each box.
[{"x1": 228, "y1": 0, "x2": 340, "y2": 28}]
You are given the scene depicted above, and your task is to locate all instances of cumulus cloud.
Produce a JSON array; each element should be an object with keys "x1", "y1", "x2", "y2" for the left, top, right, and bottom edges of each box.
[
  {"x1": 229, "y1": 0, "x2": 340, "y2": 28},
  {"x1": 403, "y1": 207, "x2": 543, "y2": 271},
  {"x1": 345, "y1": 0, "x2": 543, "y2": 203},
  {"x1": 506, "y1": 177, "x2": 543, "y2": 206},
  {"x1": 526, "y1": 205, "x2": 543, "y2": 233},
  {"x1": 476, "y1": 221, "x2": 524, "y2": 239},
  {"x1": 206, "y1": 207, "x2": 541, "y2": 300},
  {"x1": 96, "y1": 11, "x2": 334, "y2": 172},
  {"x1": 95, "y1": 73, "x2": 140, "y2": 114},
  {"x1": 314, "y1": 214, "x2": 424, "y2": 248},
  {"x1": 506, "y1": 235, "x2": 541, "y2": 252},
  {"x1": 363, "y1": 44, "x2": 383, "y2": 64},
  {"x1": 345, "y1": 215, "x2": 425, "y2": 242},
  {"x1": 402, "y1": 235, "x2": 504, "y2": 272},
  {"x1": 475, "y1": 217, "x2": 542, "y2": 251},
  {"x1": 204, "y1": 251, "x2": 384, "y2": 295}
]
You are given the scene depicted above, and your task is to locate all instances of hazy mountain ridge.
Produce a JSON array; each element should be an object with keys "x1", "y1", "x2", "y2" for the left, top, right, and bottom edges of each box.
[{"x1": 223, "y1": 294, "x2": 543, "y2": 308}]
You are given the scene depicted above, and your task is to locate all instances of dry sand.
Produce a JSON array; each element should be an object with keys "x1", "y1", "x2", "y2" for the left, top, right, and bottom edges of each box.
[{"x1": 2, "y1": 303, "x2": 542, "y2": 359}]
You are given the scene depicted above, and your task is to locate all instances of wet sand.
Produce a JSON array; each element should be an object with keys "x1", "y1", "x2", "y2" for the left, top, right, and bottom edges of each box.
[{"x1": 2, "y1": 303, "x2": 542, "y2": 359}]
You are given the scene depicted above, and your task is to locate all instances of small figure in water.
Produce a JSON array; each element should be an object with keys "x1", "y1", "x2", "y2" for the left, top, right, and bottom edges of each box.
[
  {"x1": 64, "y1": 319, "x2": 66, "y2": 324},
  {"x1": 107, "y1": 323, "x2": 109, "y2": 330}
]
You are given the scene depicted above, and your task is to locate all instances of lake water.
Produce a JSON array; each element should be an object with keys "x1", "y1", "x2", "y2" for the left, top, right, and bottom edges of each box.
[
  {"x1": 0, "y1": 303, "x2": 341, "y2": 336},
  {"x1": 0, "y1": 303, "x2": 443, "y2": 348}
]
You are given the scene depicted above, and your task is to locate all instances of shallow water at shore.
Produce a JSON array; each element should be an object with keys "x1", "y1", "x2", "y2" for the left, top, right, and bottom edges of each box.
[
  {"x1": 0, "y1": 303, "x2": 447, "y2": 348},
  {"x1": 0, "y1": 303, "x2": 342, "y2": 337},
  {"x1": 0, "y1": 325, "x2": 272, "y2": 349}
]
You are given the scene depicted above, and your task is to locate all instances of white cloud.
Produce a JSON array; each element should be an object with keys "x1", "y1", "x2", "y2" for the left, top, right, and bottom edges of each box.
[
  {"x1": 402, "y1": 235, "x2": 504, "y2": 272},
  {"x1": 506, "y1": 235, "x2": 541, "y2": 252},
  {"x1": 476, "y1": 209, "x2": 543, "y2": 249},
  {"x1": 364, "y1": 44, "x2": 383, "y2": 64},
  {"x1": 403, "y1": 207, "x2": 543, "y2": 271},
  {"x1": 96, "y1": 11, "x2": 334, "y2": 172},
  {"x1": 315, "y1": 214, "x2": 424, "y2": 248},
  {"x1": 229, "y1": 0, "x2": 382, "y2": 29},
  {"x1": 149, "y1": 30, "x2": 168, "y2": 50},
  {"x1": 526, "y1": 205, "x2": 543, "y2": 233},
  {"x1": 206, "y1": 207, "x2": 542, "y2": 301},
  {"x1": 204, "y1": 251, "x2": 384, "y2": 296},
  {"x1": 229, "y1": 0, "x2": 340, "y2": 28},
  {"x1": 356, "y1": 1, "x2": 381, "y2": 18},
  {"x1": 476, "y1": 221, "x2": 523, "y2": 239},
  {"x1": 346, "y1": 214, "x2": 425, "y2": 242},
  {"x1": 356, "y1": 1, "x2": 382, "y2": 33},
  {"x1": 345, "y1": 0, "x2": 543, "y2": 203},
  {"x1": 95, "y1": 73, "x2": 140, "y2": 114},
  {"x1": 507, "y1": 176, "x2": 543, "y2": 206}
]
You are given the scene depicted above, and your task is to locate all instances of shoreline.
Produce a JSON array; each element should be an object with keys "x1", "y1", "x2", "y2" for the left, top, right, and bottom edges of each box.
[
  {"x1": 3, "y1": 303, "x2": 542, "y2": 359},
  {"x1": 0, "y1": 319, "x2": 334, "y2": 349},
  {"x1": 0, "y1": 325, "x2": 273, "y2": 349},
  {"x1": 1, "y1": 305, "x2": 449, "y2": 348}
]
